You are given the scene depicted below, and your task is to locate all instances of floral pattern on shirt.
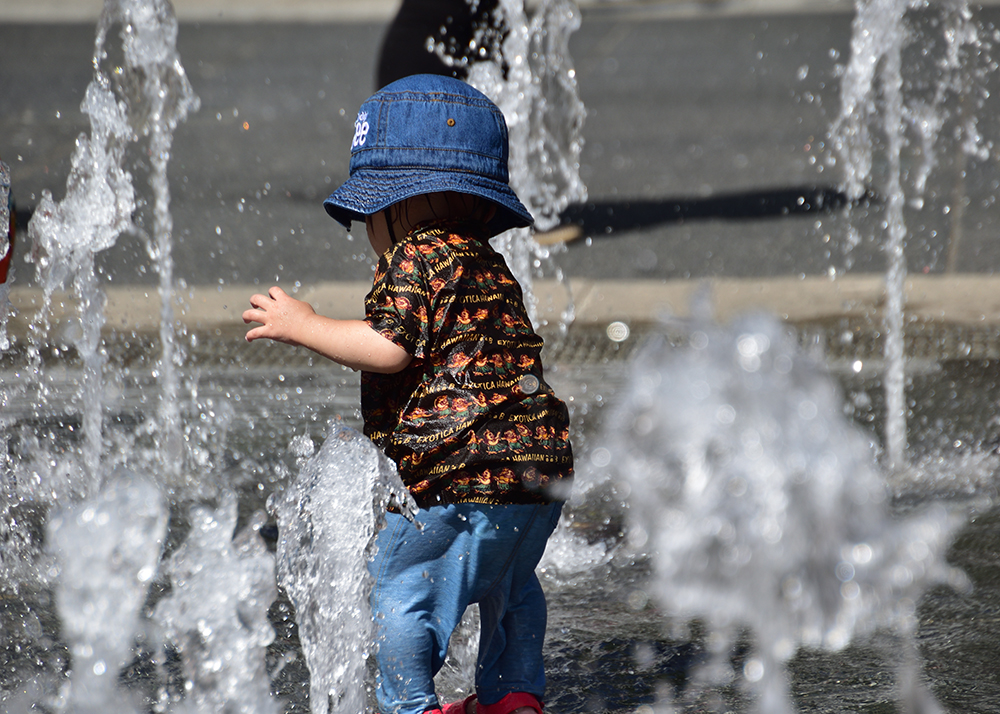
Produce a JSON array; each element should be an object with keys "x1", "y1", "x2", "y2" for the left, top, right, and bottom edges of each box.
[{"x1": 362, "y1": 220, "x2": 573, "y2": 507}]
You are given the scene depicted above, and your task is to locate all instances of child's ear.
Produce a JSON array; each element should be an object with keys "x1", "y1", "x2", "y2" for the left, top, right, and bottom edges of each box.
[{"x1": 482, "y1": 203, "x2": 498, "y2": 223}]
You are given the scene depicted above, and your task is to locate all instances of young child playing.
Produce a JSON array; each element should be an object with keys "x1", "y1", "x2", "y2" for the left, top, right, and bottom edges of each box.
[{"x1": 242, "y1": 74, "x2": 574, "y2": 714}]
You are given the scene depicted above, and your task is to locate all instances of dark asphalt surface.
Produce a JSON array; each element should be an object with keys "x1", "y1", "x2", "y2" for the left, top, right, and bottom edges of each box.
[{"x1": 3, "y1": 4, "x2": 999, "y2": 287}]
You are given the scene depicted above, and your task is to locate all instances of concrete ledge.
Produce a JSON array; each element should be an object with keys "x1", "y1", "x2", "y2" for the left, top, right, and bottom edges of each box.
[
  {"x1": 6, "y1": 275, "x2": 1000, "y2": 341},
  {"x1": 567, "y1": 274, "x2": 1000, "y2": 326}
]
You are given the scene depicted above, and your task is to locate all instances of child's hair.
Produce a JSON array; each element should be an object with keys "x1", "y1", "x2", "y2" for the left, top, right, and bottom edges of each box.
[
  {"x1": 323, "y1": 75, "x2": 533, "y2": 238},
  {"x1": 376, "y1": 192, "x2": 495, "y2": 244}
]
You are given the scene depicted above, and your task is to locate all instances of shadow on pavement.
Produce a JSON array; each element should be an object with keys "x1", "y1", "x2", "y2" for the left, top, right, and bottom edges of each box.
[
  {"x1": 561, "y1": 186, "x2": 877, "y2": 235},
  {"x1": 12, "y1": 187, "x2": 877, "y2": 252}
]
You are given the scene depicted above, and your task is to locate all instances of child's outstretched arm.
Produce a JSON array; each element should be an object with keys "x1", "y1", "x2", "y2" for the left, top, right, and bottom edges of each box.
[{"x1": 242, "y1": 285, "x2": 412, "y2": 374}]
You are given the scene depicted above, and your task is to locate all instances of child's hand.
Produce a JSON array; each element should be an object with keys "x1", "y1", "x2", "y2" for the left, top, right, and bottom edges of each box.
[
  {"x1": 243, "y1": 286, "x2": 316, "y2": 346},
  {"x1": 242, "y1": 285, "x2": 412, "y2": 373}
]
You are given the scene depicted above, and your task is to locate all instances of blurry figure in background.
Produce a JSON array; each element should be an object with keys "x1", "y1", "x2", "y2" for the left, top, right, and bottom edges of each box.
[
  {"x1": 0, "y1": 157, "x2": 14, "y2": 286},
  {"x1": 377, "y1": 0, "x2": 504, "y2": 88},
  {"x1": 1, "y1": 157, "x2": 14, "y2": 350}
]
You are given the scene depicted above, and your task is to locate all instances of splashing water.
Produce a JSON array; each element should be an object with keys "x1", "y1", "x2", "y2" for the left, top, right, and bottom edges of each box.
[
  {"x1": 271, "y1": 423, "x2": 416, "y2": 714},
  {"x1": 0, "y1": 160, "x2": 13, "y2": 546},
  {"x1": 605, "y1": 311, "x2": 968, "y2": 714},
  {"x1": 152, "y1": 492, "x2": 280, "y2": 714},
  {"x1": 831, "y1": 0, "x2": 985, "y2": 471},
  {"x1": 24, "y1": 0, "x2": 198, "y2": 495},
  {"x1": 112, "y1": 0, "x2": 201, "y2": 475},
  {"x1": 26, "y1": 73, "x2": 136, "y2": 488},
  {"x1": 0, "y1": 2, "x2": 279, "y2": 712},
  {"x1": 47, "y1": 476, "x2": 168, "y2": 714},
  {"x1": 464, "y1": 0, "x2": 587, "y2": 328}
]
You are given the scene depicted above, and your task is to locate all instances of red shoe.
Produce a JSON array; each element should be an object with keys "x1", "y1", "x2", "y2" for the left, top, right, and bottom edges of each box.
[
  {"x1": 441, "y1": 694, "x2": 477, "y2": 714},
  {"x1": 476, "y1": 693, "x2": 543, "y2": 714}
]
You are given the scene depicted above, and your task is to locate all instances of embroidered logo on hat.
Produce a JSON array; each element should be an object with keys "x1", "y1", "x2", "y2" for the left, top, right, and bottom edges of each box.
[{"x1": 352, "y1": 111, "x2": 370, "y2": 149}]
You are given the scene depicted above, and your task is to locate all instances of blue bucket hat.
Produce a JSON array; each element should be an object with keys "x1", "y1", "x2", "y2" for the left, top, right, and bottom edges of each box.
[{"x1": 323, "y1": 74, "x2": 533, "y2": 237}]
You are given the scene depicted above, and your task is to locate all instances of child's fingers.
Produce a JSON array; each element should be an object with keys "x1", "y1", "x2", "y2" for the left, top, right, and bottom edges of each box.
[
  {"x1": 245, "y1": 323, "x2": 272, "y2": 342},
  {"x1": 242, "y1": 307, "x2": 264, "y2": 324},
  {"x1": 247, "y1": 293, "x2": 271, "y2": 310}
]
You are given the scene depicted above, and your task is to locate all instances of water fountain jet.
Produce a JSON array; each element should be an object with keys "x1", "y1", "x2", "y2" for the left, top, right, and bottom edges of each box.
[
  {"x1": 47, "y1": 475, "x2": 168, "y2": 714},
  {"x1": 271, "y1": 423, "x2": 416, "y2": 714},
  {"x1": 832, "y1": 0, "x2": 986, "y2": 472},
  {"x1": 152, "y1": 491, "x2": 280, "y2": 714},
  {"x1": 464, "y1": 0, "x2": 587, "y2": 329},
  {"x1": 602, "y1": 310, "x2": 969, "y2": 714}
]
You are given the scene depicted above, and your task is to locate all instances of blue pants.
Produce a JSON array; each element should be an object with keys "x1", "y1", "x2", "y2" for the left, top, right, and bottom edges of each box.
[{"x1": 368, "y1": 502, "x2": 563, "y2": 714}]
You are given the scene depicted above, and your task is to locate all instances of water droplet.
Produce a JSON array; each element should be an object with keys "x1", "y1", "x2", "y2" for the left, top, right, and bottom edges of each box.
[
  {"x1": 626, "y1": 590, "x2": 649, "y2": 611},
  {"x1": 852, "y1": 543, "x2": 873, "y2": 564},
  {"x1": 744, "y1": 658, "x2": 765, "y2": 682},
  {"x1": 606, "y1": 321, "x2": 630, "y2": 342},
  {"x1": 591, "y1": 447, "x2": 611, "y2": 468}
]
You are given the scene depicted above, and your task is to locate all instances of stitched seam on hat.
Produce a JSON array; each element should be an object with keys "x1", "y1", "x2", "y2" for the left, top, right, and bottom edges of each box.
[
  {"x1": 378, "y1": 92, "x2": 495, "y2": 109},
  {"x1": 353, "y1": 145, "x2": 502, "y2": 160},
  {"x1": 352, "y1": 167, "x2": 508, "y2": 181}
]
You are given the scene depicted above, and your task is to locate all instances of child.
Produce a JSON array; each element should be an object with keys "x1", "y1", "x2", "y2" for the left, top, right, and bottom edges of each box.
[{"x1": 242, "y1": 75, "x2": 574, "y2": 714}]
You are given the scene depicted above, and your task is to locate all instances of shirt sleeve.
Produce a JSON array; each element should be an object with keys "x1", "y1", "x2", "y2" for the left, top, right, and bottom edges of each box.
[{"x1": 364, "y1": 242, "x2": 433, "y2": 359}]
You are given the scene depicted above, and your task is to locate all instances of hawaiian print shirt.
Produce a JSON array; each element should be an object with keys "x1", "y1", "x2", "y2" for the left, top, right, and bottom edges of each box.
[{"x1": 362, "y1": 219, "x2": 574, "y2": 507}]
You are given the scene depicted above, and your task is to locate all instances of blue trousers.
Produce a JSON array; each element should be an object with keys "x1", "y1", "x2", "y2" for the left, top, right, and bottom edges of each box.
[{"x1": 368, "y1": 502, "x2": 562, "y2": 714}]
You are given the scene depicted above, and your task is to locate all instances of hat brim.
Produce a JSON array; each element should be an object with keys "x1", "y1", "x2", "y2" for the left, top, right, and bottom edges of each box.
[{"x1": 323, "y1": 167, "x2": 534, "y2": 238}]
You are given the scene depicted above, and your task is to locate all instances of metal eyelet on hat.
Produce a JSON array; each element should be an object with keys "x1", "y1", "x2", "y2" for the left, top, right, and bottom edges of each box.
[{"x1": 447, "y1": 118, "x2": 456, "y2": 127}]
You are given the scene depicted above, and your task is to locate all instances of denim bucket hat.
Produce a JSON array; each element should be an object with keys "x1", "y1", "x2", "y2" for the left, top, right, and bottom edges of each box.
[{"x1": 323, "y1": 74, "x2": 534, "y2": 237}]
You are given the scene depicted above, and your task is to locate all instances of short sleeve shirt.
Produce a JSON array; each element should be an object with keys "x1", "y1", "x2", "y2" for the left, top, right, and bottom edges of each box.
[{"x1": 362, "y1": 220, "x2": 574, "y2": 508}]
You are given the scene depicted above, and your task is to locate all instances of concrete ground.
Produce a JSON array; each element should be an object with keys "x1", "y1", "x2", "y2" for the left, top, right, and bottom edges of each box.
[{"x1": 3, "y1": 0, "x2": 1000, "y2": 344}]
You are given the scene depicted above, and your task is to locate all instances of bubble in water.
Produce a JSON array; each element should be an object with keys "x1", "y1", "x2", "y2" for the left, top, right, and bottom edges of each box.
[{"x1": 519, "y1": 374, "x2": 540, "y2": 394}]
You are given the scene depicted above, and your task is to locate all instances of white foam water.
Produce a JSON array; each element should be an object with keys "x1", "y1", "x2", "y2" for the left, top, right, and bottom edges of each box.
[
  {"x1": 270, "y1": 422, "x2": 416, "y2": 714},
  {"x1": 46, "y1": 475, "x2": 168, "y2": 714},
  {"x1": 109, "y1": 0, "x2": 200, "y2": 476},
  {"x1": 0, "y1": 159, "x2": 9, "y2": 263},
  {"x1": 0, "y1": 3, "x2": 275, "y2": 713},
  {"x1": 26, "y1": 70, "x2": 136, "y2": 488},
  {"x1": 152, "y1": 492, "x2": 280, "y2": 714},
  {"x1": 603, "y1": 311, "x2": 968, "y2": 714}
]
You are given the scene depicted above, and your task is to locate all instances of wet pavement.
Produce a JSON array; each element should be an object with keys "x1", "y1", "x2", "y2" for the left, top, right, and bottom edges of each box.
[
  {"x1": 3, "y1": 1, "x2": 1000, "y2": 330},
  {"x1": 6, "y1": 6, "x2": 1000, "y2": 714}
]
